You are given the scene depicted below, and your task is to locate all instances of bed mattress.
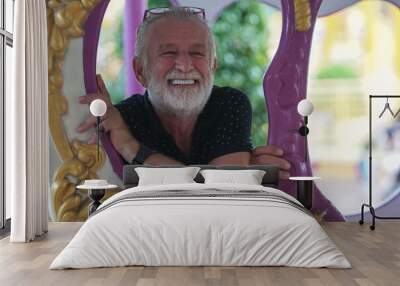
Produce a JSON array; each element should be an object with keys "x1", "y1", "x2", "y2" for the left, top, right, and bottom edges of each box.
[{"x1": 50, "y1": 183, "x2": 351, "y2": 269}]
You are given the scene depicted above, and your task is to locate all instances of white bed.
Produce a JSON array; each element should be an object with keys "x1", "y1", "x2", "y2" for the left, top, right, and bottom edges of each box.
[{"x1": 50, "y1": 183, "x2": 351, "y2": 269}]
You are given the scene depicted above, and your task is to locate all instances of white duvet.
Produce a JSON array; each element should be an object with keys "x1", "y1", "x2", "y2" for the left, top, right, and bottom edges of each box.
[{"x1": 50, "y1": 183, "x2": 351, "y2": 269}]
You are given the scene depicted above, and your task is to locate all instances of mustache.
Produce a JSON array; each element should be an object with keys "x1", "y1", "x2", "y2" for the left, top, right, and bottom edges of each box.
[{"x1": 165, "y1": 70, "x2": 202, "y2": 81}]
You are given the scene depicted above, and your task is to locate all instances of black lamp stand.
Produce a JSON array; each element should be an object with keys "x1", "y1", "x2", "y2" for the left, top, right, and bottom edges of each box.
[
  {"x1": 296, "y1": 180, "x2": 313, "y2": 210},
  {"x1": 299, "y1": 116, "x2": 309, "y2": 163},
  {"x1": 96, "y1": 116, "x2": 100, "y2": 161},
  {"x1": 88, "y1": 189, "x2": 105, "y2": 216}
]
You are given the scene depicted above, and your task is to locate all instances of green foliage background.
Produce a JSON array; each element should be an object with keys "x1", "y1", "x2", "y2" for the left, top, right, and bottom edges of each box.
[
  {"x1": 316, "y1": 63, "x2": 358, "y2": 79},
  {"x1": 105, "y1": 17, "x2": 124, "y2": 104},
  {"x1": 148, "y1": 0, "x2": 171, "y2": 8},
  {"x1": 212, "y1": 1, "x2": 270, "y2": 146}
]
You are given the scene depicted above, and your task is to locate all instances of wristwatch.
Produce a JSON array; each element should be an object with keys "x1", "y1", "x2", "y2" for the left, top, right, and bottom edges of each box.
[{"x1": 131, "y1": 144, "x2": 157, "y2": 164}]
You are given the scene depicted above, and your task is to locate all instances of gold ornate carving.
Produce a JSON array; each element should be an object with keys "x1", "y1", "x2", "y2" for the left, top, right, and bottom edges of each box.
[
  {"x1": 294, "y1": 0, "x2": 311, "y2": 32},
  {"x1": 47, "y1": 0, "x2": 110, "y2": 221},
  {"x1": 52, "y1": 140, "x2": 114, "y2": 221}
]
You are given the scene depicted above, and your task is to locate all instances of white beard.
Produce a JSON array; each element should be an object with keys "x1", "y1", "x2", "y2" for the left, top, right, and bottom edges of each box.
[{"x1": 147, "y1": 70, "x2": 213, "y2": 118}]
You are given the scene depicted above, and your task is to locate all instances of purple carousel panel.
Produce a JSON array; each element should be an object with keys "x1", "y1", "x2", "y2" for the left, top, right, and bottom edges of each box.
[
  {"x1": 83, "y1": 0, "x2": 124, "y2": 178},
  {"x1": 264, "y1": 0, "x2": 343, "y2": 221},
  {"x1": 82, "y1": 0, "x2": 345, "y2": 220}
]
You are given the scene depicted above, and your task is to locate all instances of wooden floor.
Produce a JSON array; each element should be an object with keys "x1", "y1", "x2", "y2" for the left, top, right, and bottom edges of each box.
[{"x1": 0, "y1": 222, "x2": 399, "y2": 286}]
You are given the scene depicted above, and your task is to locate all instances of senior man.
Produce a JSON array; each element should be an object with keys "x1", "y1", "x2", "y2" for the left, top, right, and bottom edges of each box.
[{"x1": 77, "y1": 7, "x2": 291, "y2": 179}]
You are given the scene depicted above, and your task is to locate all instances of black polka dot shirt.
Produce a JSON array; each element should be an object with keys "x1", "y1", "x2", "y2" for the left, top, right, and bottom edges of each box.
[{"x1": 114, "y1": 86, "x2": 253, "y2": 164}]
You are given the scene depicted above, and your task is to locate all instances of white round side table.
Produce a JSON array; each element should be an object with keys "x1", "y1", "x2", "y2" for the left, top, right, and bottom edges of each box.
[{"x1": 77, "y1": 182, "x2": 118, "y2": 216}]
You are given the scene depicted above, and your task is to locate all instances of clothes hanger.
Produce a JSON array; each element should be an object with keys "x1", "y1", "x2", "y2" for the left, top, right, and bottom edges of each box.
[
  {"x1": 394, "y1": 106, "x2": 400, "y2": 118},
  {"x1": 378, "y1": 97, "x2": 395, "y2": 118}
]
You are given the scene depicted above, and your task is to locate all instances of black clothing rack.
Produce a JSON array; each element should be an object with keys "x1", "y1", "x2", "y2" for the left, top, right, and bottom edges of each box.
[{"x1": 359, "y1": 95, "x2": 400, "y2": 230}]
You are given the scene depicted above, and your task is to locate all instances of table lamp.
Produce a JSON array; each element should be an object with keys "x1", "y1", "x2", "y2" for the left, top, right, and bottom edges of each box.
[
  {"x1": 297, "y1": 99, "x2": 314, "y2": 162},
  {"x1": 89, "y1": 99, "x2": 107, "y2": 161},
  {"x1": 290, "y1": 99, "x2": 317, "y2": 210}
]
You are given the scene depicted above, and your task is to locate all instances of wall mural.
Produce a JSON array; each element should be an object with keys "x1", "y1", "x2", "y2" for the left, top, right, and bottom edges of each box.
[{"x1": 47, "y1": 0, "x2": 400, "y2": 222}]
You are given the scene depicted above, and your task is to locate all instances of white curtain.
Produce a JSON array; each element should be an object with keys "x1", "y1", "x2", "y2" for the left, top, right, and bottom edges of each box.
[{"x1": 7, "y1": 0, "x2": 49, "y2": 242}]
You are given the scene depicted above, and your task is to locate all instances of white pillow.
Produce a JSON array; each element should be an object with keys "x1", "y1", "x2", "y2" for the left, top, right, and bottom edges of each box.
[
  {"x1": 200, "y1": 169, "x2": 266, "y2": 185},
  {"x1": 135, "y1": 167, "x2": 201, "y2": 186}
]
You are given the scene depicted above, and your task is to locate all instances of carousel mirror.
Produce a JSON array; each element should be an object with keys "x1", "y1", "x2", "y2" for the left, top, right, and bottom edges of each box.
[{"x1": 49, "y1": 0, "x2": 361, "y2": 222}]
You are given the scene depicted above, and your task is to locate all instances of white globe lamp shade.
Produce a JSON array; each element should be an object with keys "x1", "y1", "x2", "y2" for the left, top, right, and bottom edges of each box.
[
  {"x1": 297, "y1": 99, "x2": 314, "y2": 116},
  {"x1": 90, "y1": 99, "x2": 107, "y2": 117}
]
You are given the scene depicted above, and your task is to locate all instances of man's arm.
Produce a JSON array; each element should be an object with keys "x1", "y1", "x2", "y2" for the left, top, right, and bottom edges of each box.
[
  {"x1": 208, "y1": 147, "x2": 291, "y2": 179},
  {"x1": 79, "y1": 114, "x2": 184, "y2": 165},
  {"x1": 209, "y1": 152, "x2": 250, "y2": 166},
  {"x1": 77, "y1": 74, "x2": 184, "y2": 166},
  {"x1": 251, "y1": 145, "x2": 291, "y2": 179},
  {"x1": 116, "y1": 139, "x2": 183, "y2": 165}
]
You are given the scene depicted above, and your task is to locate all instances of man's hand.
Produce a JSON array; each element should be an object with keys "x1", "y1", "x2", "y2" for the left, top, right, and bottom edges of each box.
[
  {"x1": 250, "y1": 145, "x2": 291, "y2": 180},
  {"x1": 76, "y1": 74, "x2": 139, "y2": 161}
]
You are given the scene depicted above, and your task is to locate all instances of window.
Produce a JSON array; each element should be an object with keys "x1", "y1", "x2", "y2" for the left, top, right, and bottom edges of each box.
[{"x1": 0, "y1": 0, "x2": 14, "y2": 234}]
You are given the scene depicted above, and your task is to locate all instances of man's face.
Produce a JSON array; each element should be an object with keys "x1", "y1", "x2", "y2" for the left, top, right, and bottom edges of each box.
[{"x1": 143, "y1": 17, "x2": 215, "y2": 117}]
